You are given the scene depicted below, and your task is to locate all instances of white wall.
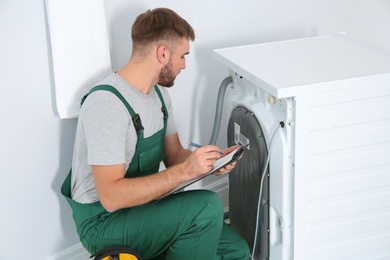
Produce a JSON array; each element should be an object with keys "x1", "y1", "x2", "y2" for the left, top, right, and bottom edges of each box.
[{"x1": 1, "y1": 0, "x2": 389, "y2": 259}]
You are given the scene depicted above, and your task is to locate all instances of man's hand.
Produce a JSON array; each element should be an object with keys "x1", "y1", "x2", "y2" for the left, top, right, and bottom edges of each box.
[
  {"x1": 215, "y1": 144, "x2": 241, "y2": 175},
  {"x1": 182, "y1": 145, "x2": 222, "y2": 179}
]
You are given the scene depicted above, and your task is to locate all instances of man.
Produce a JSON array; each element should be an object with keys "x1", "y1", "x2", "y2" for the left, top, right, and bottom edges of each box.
[{"x1": 61, "y1": 7, "x2": 250, "y2": 260}]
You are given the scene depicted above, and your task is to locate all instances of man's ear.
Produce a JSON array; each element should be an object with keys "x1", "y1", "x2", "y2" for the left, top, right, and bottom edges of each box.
[{"x1": 156, "y1": 45, "x2": 170, "y2": 65}]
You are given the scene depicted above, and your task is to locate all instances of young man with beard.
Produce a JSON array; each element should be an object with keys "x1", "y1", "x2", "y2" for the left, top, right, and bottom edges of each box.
[{"x1": 61, "y1": 7, "x2": 250, "y2": 260}]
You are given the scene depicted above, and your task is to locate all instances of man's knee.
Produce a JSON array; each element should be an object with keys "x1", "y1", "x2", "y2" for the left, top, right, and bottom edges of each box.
[
  {"x1": 186, "y1": 189, "x2": 224, "y2": 219},
  {"x1": 176, "y1": 189, "x2": 224, "y2": 234}
]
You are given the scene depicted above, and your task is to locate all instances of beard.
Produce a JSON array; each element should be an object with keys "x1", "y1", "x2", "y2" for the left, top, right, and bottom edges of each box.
[{"x1": 158, "y1": 59, "x2": 176, "y2": 88}]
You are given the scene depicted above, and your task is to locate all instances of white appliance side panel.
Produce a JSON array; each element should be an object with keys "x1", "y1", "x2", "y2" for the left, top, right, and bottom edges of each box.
[{"x1": 293, "y1": 82, "x2": 390, "y2": 260}]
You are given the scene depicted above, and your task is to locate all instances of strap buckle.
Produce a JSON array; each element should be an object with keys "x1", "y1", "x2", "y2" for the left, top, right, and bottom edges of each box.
[{"x1": 132, "y1": 114, "x2": 144, "y2": 134}]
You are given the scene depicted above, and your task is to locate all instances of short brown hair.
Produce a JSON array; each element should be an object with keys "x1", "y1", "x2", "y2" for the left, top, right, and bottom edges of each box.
[{"x1": 131, "y1": 8, "x2": 195, "y2": 54}]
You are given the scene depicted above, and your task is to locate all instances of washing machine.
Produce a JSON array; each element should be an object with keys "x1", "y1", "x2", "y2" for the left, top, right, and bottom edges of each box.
[{"x1": 213, "y1": 35, "x2": 390, "y2": 260}]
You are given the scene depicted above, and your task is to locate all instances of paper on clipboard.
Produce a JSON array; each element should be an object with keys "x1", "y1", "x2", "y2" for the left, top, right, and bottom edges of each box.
[{"x1": 156, "y1": 145, "x2": 245, "y2": 201}]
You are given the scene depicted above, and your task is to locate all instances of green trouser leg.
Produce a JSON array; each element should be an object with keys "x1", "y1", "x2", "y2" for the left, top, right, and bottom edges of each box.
[
  {"x1": 150, "y1": 222, "x2": 250, "y2": 260},
  {"x1": 217, "y1": 221, "x2": 251, "y2": 260},
  {"x1": 81, "y1": 190, "x2": 249, "y2": 260}
]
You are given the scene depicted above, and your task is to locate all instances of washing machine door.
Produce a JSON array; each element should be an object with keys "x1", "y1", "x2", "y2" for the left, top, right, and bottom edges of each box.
[{"x1": 227, "y1": 106, "x2": 269, "y2": 260}]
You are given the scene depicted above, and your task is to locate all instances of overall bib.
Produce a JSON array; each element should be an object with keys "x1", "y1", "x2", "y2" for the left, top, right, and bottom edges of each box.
[{"x1": 61, "y1": 85, "x2": 250, "y2": 259}]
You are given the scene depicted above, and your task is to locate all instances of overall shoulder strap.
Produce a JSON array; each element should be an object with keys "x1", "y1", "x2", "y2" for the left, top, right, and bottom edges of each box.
[
  {"x1": 154, "y1": 85, "x2": 168, "y2": 124},
  {"x1": 81, "y1": 84, "x2": 144, "y2": 135}
]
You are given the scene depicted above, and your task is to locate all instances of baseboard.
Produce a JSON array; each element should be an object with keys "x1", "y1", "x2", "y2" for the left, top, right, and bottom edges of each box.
[{"x1": 45, "y1": 243, "x2": 90, "y2": 260}]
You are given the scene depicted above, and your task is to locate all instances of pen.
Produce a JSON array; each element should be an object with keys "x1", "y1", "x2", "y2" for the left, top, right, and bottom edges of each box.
[{"x1": 189, "y1": 141, "x2": 224, "y2": 155}]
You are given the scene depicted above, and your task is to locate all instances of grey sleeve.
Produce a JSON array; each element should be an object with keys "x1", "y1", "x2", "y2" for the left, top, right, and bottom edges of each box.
[{"x1": 82, "y1": 91, "x2": 134, "y2": 165}]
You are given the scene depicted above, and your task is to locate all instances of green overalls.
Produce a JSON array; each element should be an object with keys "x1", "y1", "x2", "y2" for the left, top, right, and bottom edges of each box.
[
  {"x1": 61, "y1": 85, "x2": 167, "y2": 250},
  {"x1": 61, "y1": 85, "x2": 250, "y2": 260}
]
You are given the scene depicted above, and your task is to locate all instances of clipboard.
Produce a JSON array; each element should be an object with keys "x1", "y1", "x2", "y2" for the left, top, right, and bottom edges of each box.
[{"x1": 155, "y1": 145, "x2": 245, "y2": 201}]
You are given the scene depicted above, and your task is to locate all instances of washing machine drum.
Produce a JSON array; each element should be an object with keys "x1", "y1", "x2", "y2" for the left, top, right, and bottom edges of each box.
[{"x1": 227, "y1": 106, "x2": 269, "y2": 259}]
